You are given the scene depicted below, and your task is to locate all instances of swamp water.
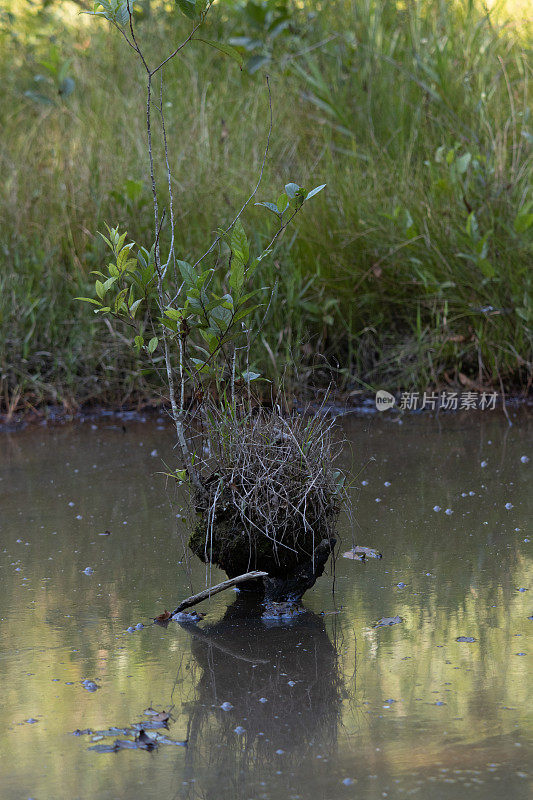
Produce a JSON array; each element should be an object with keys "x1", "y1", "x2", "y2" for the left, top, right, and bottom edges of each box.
[{"x1": 0, "y1": 409, "x2": 531, "y2": 800}]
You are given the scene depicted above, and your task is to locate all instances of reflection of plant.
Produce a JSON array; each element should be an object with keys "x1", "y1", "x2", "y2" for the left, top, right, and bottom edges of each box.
[{"x1": 184, "y1": 600, "x2": 344, "y2": 795}]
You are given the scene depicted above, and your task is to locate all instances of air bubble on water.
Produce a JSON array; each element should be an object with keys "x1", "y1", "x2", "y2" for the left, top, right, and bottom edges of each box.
[
  {"x1": 433, "y1": 506, "x2": 441, "y2": 512},
  {"x1": 68, "y1": 501, "x2": 75, "y2": 507},
  {"x1": 520, "y1": 456, "x2": 529, "y2": 464},
  {"x1": 384, "y1": 481, "x2": 391, "y2": 487},
  {"x1": 150, "y1": 449, "x2": 158, "y2": 457},
  {"x1": 221, "y1": 702, "x2": 233, "y2": 711},
  {"x1": 505, "y1": 503, "x2": 513, "y2": 510},
  {"x1": 361, "y1": 480, "x2": 369, "y2": 486},
  {"x1": 481, "y1": 461, "x2": 487, "y2": 468},
  {"x1": 234, "y1": 726, "x2": 245, "y2": 735},
  {"x1": 445, "y1": 509, "x2": 453, "y2": 515}
]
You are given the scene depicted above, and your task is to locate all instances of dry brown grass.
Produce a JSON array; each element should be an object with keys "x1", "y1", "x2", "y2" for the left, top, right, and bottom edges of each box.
[{"x1": 189, "y1": 400, "x2": 345, "y2": 580}]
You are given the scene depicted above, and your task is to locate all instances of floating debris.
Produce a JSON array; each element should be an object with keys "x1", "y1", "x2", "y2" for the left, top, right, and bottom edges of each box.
[
  {"x1": 83, "y1": 567, "x2": 94, "y2": 576},
  {"x1": 520, "y1": 456, "x2": 529, "y2": 464},
  {"x1": 456, "y1": 636, "x2": 476, "y2": 643},
  {"x1": 373, "y1": 616, "x2": 403, "y2": 627},
  {"x1": 82, "y1": 680, "x2": 99, "y2": 692},
  {"x1": 234, "y1": 726, "x2": 246, "y2": 735},
  {"x1": 343, "y1": 546, "x2": 382, "y2": 561},
  {"x1": 171, "y1": 610, "x2": 206, "y2": 623},
  {"x1": 220, "y1": 702, "x2": 233, "y2": 711}
]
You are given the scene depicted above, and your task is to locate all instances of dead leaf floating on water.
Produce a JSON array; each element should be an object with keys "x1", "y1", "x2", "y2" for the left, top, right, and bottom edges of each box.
[
  {"x1": 343, "y1": 546, "x2": 382, "y2": 561},
  {"x1": 373, "y1": 616, "x2": 403, "y2": 627},
  {"x1": 154, "y1": 609, "x2": 172, "y2": 622}
]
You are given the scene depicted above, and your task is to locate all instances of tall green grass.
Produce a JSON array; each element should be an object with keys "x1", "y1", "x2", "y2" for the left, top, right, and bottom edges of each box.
[{"x1": 0, "y1": 0, "x2": 531, "y2": 412}]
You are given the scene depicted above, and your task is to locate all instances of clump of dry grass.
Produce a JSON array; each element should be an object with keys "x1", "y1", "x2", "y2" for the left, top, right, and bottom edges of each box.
[{"x1": 190, "y1": 401, "x2": 345, "y2": 583}]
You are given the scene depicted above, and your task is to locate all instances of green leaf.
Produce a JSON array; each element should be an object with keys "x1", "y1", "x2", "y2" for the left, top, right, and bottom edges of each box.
[
  {"x1": 305, "y1": 184, "x2": 326, "y2": 201},
  {"x1": 241, "y1": 370, "x2": 261, "y2": 382},
  {"x1": 95, "y1": 280, "x2": 105, "y2": 299},
  {"x1": 230, "y1": 258, "x2": 244, "y2": 293},
  {"x1": 103, "y1": 276, "x2": 117, "y2": 292},
  {"x1": 231, "y1": 219, "x2": 249, "y2": 262},
  {"x1": 130, "y1": 298, "x2": 143, "y2": 317},
  {"x1": 76, "y1": 297, "x2": 101, "y2": 306},
  {"x1": 196, "y1": 38, "x2": 244, "y2": 69},
  {"x1": 175, "y1": 0, "x2": 197, "y2": 19},
  {"x1": 164, "y1": 307, "x2": 182, "y2": 320},
  {"x1": 233, "y1": 303, "x2": 262, "y2": 324},
  {"x1": 236, "y1": 288, "x2": 263, "y2": 308},
  {"x1": 177, "y1": 260, "x2": 197, "y2": 289},
  {"x1": 147, "y1": 336, "x2": 158, "y2": 354},
  {"x1": 254, "y1": 201, "x2": 280, "y2": 216},
  {"x1": 284, "y1": 183, "x2": 300, "y2": 199},
  {"x1": 134, "y1": 334, "x2": 144, "y2": 353},
  {"x1": 276, "y1": 193, "x2": 288, "y2": 214}
]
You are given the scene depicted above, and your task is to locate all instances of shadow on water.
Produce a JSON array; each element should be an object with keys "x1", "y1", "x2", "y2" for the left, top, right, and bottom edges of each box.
[{"x1": 175, "y1": 596, "x2": 346, "y2": 800}]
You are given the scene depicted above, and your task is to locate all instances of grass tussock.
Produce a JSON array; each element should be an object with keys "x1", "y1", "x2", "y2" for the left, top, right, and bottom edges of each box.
[
  {"x1": 0, "y1": 0, "x2": 531, "y2": 412},
  {"x1": 190, "y1": 402, "x2": 344, "y2": 580}
]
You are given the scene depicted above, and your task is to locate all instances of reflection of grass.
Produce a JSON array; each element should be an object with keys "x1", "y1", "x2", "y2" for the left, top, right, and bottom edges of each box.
[{"x1": 0, "y1": 0, "x2": 531, "y2": 411}]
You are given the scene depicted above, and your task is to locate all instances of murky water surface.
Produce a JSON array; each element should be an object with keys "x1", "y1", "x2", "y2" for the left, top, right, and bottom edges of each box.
[{"x1": 0, "y1": 409, "x2": 531, "y2": 799}]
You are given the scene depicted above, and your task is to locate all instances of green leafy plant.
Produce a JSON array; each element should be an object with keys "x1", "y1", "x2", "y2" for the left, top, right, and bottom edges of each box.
[{"x1": 78, "y1": 0, "x2": 326, "y2": 490}]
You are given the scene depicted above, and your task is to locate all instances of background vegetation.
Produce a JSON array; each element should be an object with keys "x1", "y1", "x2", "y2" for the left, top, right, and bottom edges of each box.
[{"x1": 0, "y1": 0, "x2": 531, "y2": 413}]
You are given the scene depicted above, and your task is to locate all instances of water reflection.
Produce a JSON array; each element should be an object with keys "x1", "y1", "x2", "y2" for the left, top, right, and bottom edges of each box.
[
  {"x1": 0, "y1": 412, "x2": 531, "y2": 800},
  {"x1": 177, "y1": 597, "x2": 346, "y2": 799}
]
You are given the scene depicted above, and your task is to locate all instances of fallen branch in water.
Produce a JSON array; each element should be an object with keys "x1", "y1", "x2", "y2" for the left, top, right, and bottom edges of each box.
[{"x1": 172, "y1": 571, "x2": 268, "y2": 615}]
